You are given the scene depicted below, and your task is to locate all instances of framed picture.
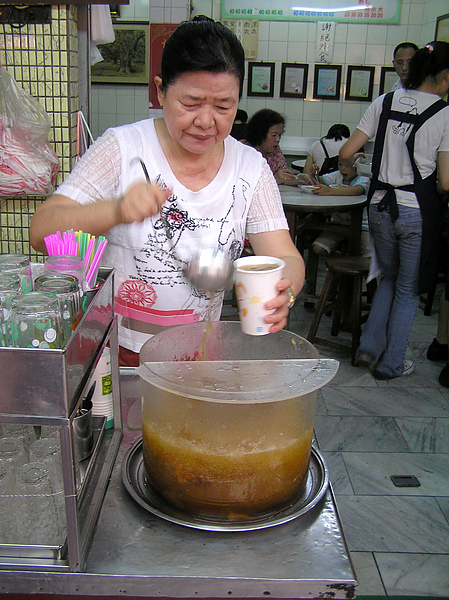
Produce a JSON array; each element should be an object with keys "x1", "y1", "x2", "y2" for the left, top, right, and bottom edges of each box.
[
  {"x1": 91, "y1": 22, "x2": 150, "y2": 85},
  {"x1": 379, "y1": 66, "x2": 398, "y2": 95},
  {"x1": 435, "y1": 13, "x2": 449, "y2": 102},
  {"x1": 247, "y1": 62, "x2": 275, "y2": 97},
  {"x1": 345, "y1": 65, "x2": 375, "y2": 101},
  {"x1": 279, "y1": 63, "x2": 308, "y2": 98},
  {"x1": 435, "y1": 12, "x2": 449, "y2": 42},
  {"x1": 109, "y1": 5, "x2": 120, "y2": 19},
  {"x1": 313, "y1": 65, "x2": 342, "y2": 100}
]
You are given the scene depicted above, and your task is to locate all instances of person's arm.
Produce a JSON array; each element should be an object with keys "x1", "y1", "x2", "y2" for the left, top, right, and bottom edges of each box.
[
  {"x1": 246, "y1": 162, "x2": 305, "y2": 331},
  {"x1": 30, "y1": 128, "x2": 170, "y2": 253},
  {"x1": 437, "y1": 150, "x2": 449, "y2": 194},
  {"x1": 248, "y1": 229, "x2": 305, "y2": 333},
  {"x1": 313, "y1": 183, "x2": 365, "y2": 196},
  {"x1": 339, "y1": 129, "x2": 370, "y2": 160},
  {"x1": 30, "y1": 183, "x2": 170, "y2": 254},
  {"x1": 275, "y1": 168, "x2": 298, "y2": 186},
  {"x1": 303, "y1": 153, "x2": 319, "y2": 176}
]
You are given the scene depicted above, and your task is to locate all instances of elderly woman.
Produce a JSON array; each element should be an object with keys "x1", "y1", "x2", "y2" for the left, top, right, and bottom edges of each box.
[
  {"x1": 244, "y1": 109, "x2": 298, "y2": 186},
  {"x1": 30, "y1": 16, "x2": 304, "y2": 366}
]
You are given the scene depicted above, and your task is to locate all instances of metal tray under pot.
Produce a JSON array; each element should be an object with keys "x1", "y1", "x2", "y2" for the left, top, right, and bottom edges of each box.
[{"x1": 122, "y1": 437, "x2": 329, "y2": 532}]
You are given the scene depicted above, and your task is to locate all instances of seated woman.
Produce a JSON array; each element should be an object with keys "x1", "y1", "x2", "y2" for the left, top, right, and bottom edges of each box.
[
  {"x1": 244, "y1": 109, "x2": 297, "y2": 186},
  {"x1": 303, "y1": 124, "x2": 350, "y2": 177},
  {"x1": 299, "y1": 156, "x2": 370, "y2": 256}
]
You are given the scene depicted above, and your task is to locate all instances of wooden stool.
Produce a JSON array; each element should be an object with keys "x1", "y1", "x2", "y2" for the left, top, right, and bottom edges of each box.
[{"x1": 307, "y1": 255, "x2": 374, "y2": 365}]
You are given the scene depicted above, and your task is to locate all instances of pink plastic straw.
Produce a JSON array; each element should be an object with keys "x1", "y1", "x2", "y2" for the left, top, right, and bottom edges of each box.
[
  {"x1": 84, "y1": 237, "x2": 95, "y2": 271},
  {"x1": 86, "y1": 239, "x2": 108, "y2": 288}
]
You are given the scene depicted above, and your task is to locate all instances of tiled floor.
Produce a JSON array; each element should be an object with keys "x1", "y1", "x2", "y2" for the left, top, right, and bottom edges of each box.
[{"x1": 287, "y1": 276, "x2": 449, "y2": 597}]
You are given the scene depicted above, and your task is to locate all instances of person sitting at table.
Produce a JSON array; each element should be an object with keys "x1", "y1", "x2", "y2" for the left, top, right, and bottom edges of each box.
[
  {"x1": 298, "y1": 156, "x2": 370, "y2": 257},
  {"x1": 303, "y1": 124, "x2": 350, "y2": 177},
  {"x1": 244, "y1": 109, "x2": 297, "y2": 186}
]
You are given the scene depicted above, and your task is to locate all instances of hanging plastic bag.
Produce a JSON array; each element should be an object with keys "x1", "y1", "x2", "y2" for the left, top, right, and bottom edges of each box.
[
  {"x1": 0, "y1": 67, "x2": 59, "y2": 196},
  {"x1": 90, "y1": 4, "x2": 115, "y2": 66},
  {"x1": 76, "y1": 110, "x2": 95, "y2": 162}
]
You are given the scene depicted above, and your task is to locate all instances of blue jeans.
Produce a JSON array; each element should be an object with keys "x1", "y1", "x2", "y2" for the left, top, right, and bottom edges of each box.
[{"x1": 358, "y1": 203, "x2": 422, "y2": 378}]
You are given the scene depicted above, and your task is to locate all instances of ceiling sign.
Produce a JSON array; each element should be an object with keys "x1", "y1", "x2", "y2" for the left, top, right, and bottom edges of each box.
[{"x1": 221, "y1": 0, "x2": 401, "y2": 24}]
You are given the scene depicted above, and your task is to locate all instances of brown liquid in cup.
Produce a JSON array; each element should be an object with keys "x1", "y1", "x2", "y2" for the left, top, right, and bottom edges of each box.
[{"x1": 239, "y1": 264, "x2": 278, "y2": 272}]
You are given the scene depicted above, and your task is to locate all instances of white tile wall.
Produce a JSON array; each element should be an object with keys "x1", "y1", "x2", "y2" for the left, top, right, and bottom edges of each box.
[{"x1": 91, "y1": 0, "x2": 446, "y2": 141}]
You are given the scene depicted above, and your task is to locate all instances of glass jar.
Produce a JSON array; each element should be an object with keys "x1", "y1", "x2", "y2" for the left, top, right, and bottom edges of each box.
[
  {"x1": 0, "y1": 273, "x2": 21, "y2": 347},
  {"x1": 0, "y1": 253, "x2": 32, "y2": 293},
  {"x1": 34, "y1": 274, "x2": 82, "y2": 342},
  {"x1": 14, "y1": 462, "x2": 64, "y2": 545},
  {"x1": 9, "y1": 291, "x2": 64, "y2": 349},
  {"x1": 44, "y1": 254, "x2": 86, "y2": 292}
]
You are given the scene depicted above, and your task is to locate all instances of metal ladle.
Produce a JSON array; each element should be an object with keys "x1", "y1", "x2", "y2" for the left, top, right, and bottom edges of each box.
[
  {"x1": 185, "y1": 247, "x2": 234, "y2": 292},
  {"x1": 135, "y1": 158, "x2": 234, "y2": 292}
]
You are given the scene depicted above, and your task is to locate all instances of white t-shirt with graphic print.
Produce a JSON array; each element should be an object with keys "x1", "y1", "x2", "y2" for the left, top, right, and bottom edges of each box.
[{"x1": 56, "y1": 118, "x2": 288, "y2": 352}]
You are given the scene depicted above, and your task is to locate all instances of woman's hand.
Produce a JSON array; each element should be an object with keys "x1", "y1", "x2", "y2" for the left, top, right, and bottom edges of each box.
[
  {"x1": 264, "y1": 278, "x2": 294, "y2": 333},
  {"x1": 297, "y1": 173, "x2": 317, "y2": 185},
  {"x1": 275, "y1": 168, "x2": 298, "y2": 186},
  {"x1": 116, "y1": 181, "x2": 172, "y2": 224}
]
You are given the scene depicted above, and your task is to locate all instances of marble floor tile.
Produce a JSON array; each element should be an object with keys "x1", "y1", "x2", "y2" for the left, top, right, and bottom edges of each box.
[
  {"x1": 436, "y1": 497, "x2": 449, "y2": 525},
  {"x1": 323, "y1": 359, "x2": 379, "y2": 387},
  {"x1": 314, "y1": 416, "x2": 410, "y2": 452},
  {"x1": 341, "y1": 452, "x2": 449, "y2": 496},
  {"x1": 322, "y1": 451, "x2": 354, "y2": 495},
  {"x1": 286, "y1": 269, "x2": 449, "y2": 597},
  {"x1": 373, "y1": 359, "x2": 443, "y2": 388},
  {"x1": 334, "y1": 495, "x2": 449, "y2": 553},
  {"x1": 320, "y1": 385, "x2": 449, "y2": 417},
  {"x1": 349, "y1": 551, "x2": 386, "y2": 596},
  {"x1": 395, "y1": 417, "x2": 449, "y2": 453},
  {"x1": 374, "y1": 552, "x2": 449, "y2": 596},
  {"x1": 315, "y1": 389, "x2": 328, "y2": 416}
]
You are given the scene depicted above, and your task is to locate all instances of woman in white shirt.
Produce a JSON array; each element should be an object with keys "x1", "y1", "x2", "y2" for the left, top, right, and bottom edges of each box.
[
  {"x1": 340, "y1": 41, "x2": 449, "y2": 380},
  {"x1": 30, "y1": 17, "x2": 304, "y2": 366}
]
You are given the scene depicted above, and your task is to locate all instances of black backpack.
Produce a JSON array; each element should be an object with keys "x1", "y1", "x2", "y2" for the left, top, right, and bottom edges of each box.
[{"x1": 318, "y1": 139, "x2": 339, "y2": 175}]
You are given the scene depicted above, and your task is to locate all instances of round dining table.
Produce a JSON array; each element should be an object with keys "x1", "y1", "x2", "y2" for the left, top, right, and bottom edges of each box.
[{"x1": 279, "y1": 185, "x2": 368, "y2": 255}]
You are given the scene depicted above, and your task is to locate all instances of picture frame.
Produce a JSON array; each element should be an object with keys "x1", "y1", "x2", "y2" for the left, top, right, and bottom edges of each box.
[
  {"x1": 379, "y1": 66, "x2": 398, "y2": 95},
  {"x1": 247, "y1": 62, "x2": 275, "y2": 97},
  {"x1": 312, "y1": 64, "x2": 342, "y2": 100},
  {"x1": 279, "y1": 63, "x2": 308, "y2": 99},
  {"x1": 91, "y1": 22, "x2": 150, "y2": 85},
  {"x1": 435, "y1": 13, "x2": 449, "y2": 102},
  {"x1": 435, "y1": 12, "x2": 449, "y2": 42},
  {"x1": 345, "y1": 65, "x2": 375, "y2": 101},
  {"x1": 109, "y1": 5, "x2": 120, "y2": 19}
]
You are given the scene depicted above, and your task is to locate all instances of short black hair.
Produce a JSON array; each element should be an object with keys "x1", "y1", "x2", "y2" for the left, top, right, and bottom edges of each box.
[
  {"x1": 324, "y1": 124, "x2": 350, "y2": 141},
  {"x1": 235, "y1": 109, "x2": 248, "y2": 123},
  {"x1": 393, "y1": 42, "x2": 419, "y2": 58},
  {"x1": 160, "y1": 16, "x2": 245, "y2": 98},
  {"x1": 245, "y1": 109, "x2": 285, "y2": 147}
]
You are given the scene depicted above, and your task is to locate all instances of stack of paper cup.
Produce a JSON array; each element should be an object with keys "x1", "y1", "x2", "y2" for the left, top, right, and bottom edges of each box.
[{"x1": 90, "y1": 347, "x2": 114, "y2": 429}]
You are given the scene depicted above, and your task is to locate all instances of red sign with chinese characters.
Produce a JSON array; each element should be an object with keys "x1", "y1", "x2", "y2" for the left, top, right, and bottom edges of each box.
[{"x1": 149, "y1": 23, "x2": 179, "y2": 109}]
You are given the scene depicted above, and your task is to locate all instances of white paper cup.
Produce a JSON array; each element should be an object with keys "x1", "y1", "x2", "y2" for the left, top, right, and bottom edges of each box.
[{"x1": 233, "y1": 256, "x2": 285, "y2": 336}]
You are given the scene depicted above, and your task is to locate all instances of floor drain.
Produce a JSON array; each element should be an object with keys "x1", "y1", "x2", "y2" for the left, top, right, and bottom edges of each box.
[{"x1": 390, "y1": 475, "x2": 420, "y2": 487}]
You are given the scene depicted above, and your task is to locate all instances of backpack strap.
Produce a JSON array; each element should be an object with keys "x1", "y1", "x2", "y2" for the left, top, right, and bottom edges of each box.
[{"x1": 320, "y1": 139, "x2": 330, "y2": 159}]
